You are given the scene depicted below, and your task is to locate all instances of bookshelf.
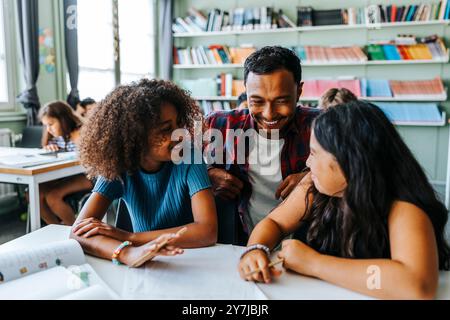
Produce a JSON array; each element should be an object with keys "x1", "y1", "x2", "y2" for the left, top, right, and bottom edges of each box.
[
  {"x1": 172, "y1": 0, "x2": 450, "y2": 197},
  {"x1": 173, "y1": 20, "x2": 450, "y2": 38}
]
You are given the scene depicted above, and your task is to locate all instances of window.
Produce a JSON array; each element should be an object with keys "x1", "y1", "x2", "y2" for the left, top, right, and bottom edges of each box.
[
  {"x1": 0, "y1": 0, "x2": 8, "y2": 103},
  {"x1": 118, "y1": 0, "x2": 155, "y2": 84},
  {"x1": 75, "y1": 0, "x2": 156, "y2": 100},
  {"x1": 77, "y1": 0, "x2": 115, "y2": 101}
]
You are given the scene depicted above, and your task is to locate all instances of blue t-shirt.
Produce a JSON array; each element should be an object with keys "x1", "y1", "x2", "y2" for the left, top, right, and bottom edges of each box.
[{"x1": 93, "y1": 162, "x2": 212, "y2": 232}]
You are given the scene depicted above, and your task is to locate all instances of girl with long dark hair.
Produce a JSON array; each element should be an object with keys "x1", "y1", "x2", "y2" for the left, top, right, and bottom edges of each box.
[{"x1": 239, "y1": 101, "x2": 450, "y2": 299}]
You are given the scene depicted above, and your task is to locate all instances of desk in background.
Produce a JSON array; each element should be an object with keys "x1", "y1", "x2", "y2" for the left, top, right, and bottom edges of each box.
[{"x1": 0, "y1": 147, "x2": 84, "y2": 232}]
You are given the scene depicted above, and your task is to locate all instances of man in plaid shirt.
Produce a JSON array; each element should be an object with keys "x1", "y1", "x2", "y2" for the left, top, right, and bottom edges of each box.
[{"x1": 205, "y1": 46, "x2": 319, "y2": 244}]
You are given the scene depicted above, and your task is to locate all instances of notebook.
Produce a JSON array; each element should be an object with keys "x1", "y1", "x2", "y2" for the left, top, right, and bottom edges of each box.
[
  {"x1": 0, "y1": 239, "x2": 118, "y2": 300},
  {"x1": 0, "y1": 149, "x2": 77, "y2": 168}
]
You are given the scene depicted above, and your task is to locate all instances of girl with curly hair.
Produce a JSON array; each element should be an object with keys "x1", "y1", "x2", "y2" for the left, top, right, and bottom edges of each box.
[
  {"x1": 38, "y1": 101, "x2": 94, "y2": 225},
  {"x1": 239, "y1": 101, "x2": 450, "y2": 299},
  {"x1": 70, "y1": 79, "x2": 217, "y2": 267}
]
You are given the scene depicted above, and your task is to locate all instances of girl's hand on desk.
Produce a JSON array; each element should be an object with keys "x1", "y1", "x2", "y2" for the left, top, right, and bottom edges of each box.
[
  {"x1": 239, "y1": 249, "x2": 282, "y2": 284},
  {"x1": 120, "y1": 233, "x2": 184, "y2": 267},
  {"x1": 277, "y1": 239, "x2": 321, "y2": 277},
  {"x1": 72, "y1": 217, "x2": 132, "y2": 242},
  {"x1": 43, "y1": 144, "x2": 59, "y2": 152}
]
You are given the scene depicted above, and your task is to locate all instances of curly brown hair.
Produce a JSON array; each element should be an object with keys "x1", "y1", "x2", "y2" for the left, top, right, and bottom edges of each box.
[{"x1": 79, "y1": 78, "x2": 201, "y2": 180}]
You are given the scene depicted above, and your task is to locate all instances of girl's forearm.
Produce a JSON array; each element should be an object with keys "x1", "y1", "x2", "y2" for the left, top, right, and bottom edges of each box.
[
  {"x1": 70, "y1": 232, "x2": 123, "y2": 261},
  {"x1": 308, "y1": 254, "x2": 438, "y2": 300},
  {"x1": 247, "y1": 218, "x2": 284, "y2": 250},
  {"x1": 130, "y1": 222, "x2": 217, "y2": 248}
]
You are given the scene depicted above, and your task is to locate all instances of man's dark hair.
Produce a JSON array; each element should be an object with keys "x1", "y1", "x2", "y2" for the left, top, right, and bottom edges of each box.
[
  {"x1": 244, "y1": 46, "x2": 302, "y2": 86},
  {"x1": 80, "y1": 97, "x2": 96, "y2": 108},
  {"x1": 237, "y1": 92, "x2": 247, "y2": 106}
]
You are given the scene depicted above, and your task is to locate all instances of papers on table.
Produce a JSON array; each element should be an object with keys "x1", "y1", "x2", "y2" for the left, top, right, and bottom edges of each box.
[
  {"x1": 0, "y1": 147, "x2": 77, "y2": 168},
  {"x1": 122, "y1": 245, "x2": 268, "y2": 300}
]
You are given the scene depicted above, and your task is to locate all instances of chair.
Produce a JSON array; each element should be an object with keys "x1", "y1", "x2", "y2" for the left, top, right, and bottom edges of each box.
[
  {"x1": 114, "y1": 198, "x2": 133, "y2": 232},
  {"x1": 16, "y1": 126, "x2": 44, "y2": 148},
  {"x1": 112, "y1": 196, "x2": 245, "y2": 245}
]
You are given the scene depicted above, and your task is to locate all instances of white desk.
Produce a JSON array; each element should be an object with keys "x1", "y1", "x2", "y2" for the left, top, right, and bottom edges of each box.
[
  {"x1": 1, "y1": 225, "x2": 449, "y2": 300},
  {"x1": 0, "y1": 147, "x2": 84, "y2": 232}
]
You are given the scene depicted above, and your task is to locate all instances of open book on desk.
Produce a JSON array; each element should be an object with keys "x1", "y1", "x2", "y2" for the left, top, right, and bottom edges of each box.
[
  {"x1": 0, "y1": 148, "x2": 77, "y2": 168},
  {"x1": 0, "y1": 239, "x2": 118, "y2": 300}
]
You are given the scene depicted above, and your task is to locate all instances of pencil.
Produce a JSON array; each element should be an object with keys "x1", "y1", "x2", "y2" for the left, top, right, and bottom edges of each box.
[
  {"x1": 130, "y1": 227, "x2": 187, "y2": 268},
  {"x1": 245, "y1": 258, "x2": 284, "y2": 277}
]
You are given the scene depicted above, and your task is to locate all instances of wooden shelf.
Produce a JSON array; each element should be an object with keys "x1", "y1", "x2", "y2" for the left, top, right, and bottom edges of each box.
[{"x1": 174, "y1": 20, "x2": 450, "y2": 38}]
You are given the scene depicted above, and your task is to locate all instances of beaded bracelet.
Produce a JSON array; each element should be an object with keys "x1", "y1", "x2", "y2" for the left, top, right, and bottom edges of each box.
[
  {"x1": 239, "y1": 244, "x2": 271, "y2": 260},
  {"x1": 112, "y1": 241, "x2": 133, "y2": 265}
]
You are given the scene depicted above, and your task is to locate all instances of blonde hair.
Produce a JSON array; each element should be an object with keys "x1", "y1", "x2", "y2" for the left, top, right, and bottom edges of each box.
[{"x1": 319, "y1": 88, "x2": 358, "y2": 109}]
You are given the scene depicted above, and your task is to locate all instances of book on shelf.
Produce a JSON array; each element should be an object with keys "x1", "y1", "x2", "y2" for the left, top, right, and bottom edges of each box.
[{"x1": 0, "y1": 239, "x2": 118, "y2": 299}]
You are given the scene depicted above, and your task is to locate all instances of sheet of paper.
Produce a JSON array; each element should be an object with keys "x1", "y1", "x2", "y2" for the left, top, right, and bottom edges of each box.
[
  {"x1": 0, "y1": 263, "x2": 118, "y2": 300},
  {"x1": 0, "y1": 148, "x2": 77, "y2": 168},
  {"x1": 0, "y1": 239, "x2": 85, "y2": 283},
  {"x1": 122, "y1": 245, "x2": 267, "y2": 300}
]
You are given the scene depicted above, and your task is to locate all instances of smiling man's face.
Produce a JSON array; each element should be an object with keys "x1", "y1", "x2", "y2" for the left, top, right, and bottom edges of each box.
[{"x1": 246, "y1": 69, "x2": 302, "y2": 137}]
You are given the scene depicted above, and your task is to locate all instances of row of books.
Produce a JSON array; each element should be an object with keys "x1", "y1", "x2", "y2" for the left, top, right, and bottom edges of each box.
[
  {"x1": 178, "y1": 74, "x2": 245, "y2": 98},
  {"x1": 297, "y1": 2, "x2": 450, "y2": 26},
  {"x1": 198, "y1": 100, "x2": 236, "y2": 114},
  {"x1": 302, "y1": 77, "x2": 446, "y2": 99},
  {"x1": 173, "y1": 2, "x2": 450, "y2": 34},
  {"x1": 179, "y1": 76, "x2": 446, "y2": 101},
  {"x1": 174, "y1": 46, "x2": 256, "y2": 65},
  {"x1": 375, "y1": 102, "x2": 444, "y2": 125},
  {"x1": 366, "y1": 34, "x2": 448, "y2": 61},
  {"x1": 173, "y1": 7, "x2": 296, "y2": 33},
  {"x1": 196, "y1": 99, "x2": 443, "y2": 125}
]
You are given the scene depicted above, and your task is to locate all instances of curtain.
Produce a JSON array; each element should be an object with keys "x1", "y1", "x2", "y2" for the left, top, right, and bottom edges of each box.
[
  {"x1": 16, "y1": 0, "x2": 40, "y2": 126},
  {"x1": 64, "y1": 0, "x2": 79, "y2": 109},
  {"x1": 158, "y1": 0, "x2": 173, "y2": 80}
]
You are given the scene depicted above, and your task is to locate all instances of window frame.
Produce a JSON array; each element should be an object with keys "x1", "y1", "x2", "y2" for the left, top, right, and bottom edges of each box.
[
  {"x1": 73, "y1": 0, "x2": 157, "y2": 100},
  {"x1": 0, "y1": 0, "x2": 18, "y2": 111}
]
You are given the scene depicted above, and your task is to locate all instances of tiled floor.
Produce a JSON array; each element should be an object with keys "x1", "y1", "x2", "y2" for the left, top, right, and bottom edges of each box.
[{"x1": 0, "y1": 212, "x2": 27, "y2": 245}]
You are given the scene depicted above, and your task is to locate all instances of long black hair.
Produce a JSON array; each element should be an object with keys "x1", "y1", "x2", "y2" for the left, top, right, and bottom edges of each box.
[{"x1": 303, "y1": 100, "x2": 450, "y2": 270}]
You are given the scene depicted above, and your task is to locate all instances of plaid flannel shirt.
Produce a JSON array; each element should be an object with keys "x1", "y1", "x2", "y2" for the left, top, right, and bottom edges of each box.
[{"x1": 204, "y1": 105, "x2": 319, "y2": 235}]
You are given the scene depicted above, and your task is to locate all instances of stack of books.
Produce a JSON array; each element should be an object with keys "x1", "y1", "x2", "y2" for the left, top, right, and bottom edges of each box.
[
  {"x1": 366, "y1": 34, "x2": 448, "y2": 61},
  {"x1": 295, "y1": 46, "x2": 367, "y2": 63},
  {"x1": 173, "y1": 7, "x2": 296, "y2": 33},
  {"x1": 174, "y1": 45, "x2": 256, "y2": 65}
]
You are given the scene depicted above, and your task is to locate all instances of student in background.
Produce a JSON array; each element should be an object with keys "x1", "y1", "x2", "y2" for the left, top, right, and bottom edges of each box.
[
  {"x1": 237, "y1": 92, "x2": 248, "y2": 109},
  {"x1": 239, "y1": 101, "x2": 450, "y2": 299},
  {"x1": 70, "y1": 79, "x2": 217, "y2": 267},
  {"x1": 75, "y1": 98, "x2": 98, "y2": 118},
  {"x1": 38, "y1": 101, "x2": 94, "y2": 225},
  {"x1": 318, "y1": 88, "x2": 357, "y2": 109}
]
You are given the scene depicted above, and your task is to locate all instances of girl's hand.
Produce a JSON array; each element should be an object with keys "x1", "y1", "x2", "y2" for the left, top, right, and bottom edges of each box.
[
  {"x1": 120, "y1": 233, "x2": 184, "y2": 267},
  {"x1": 43, "y1": 144, "x2": 59, "y2": 152},
  {"x1": 72, "y1": 217, "x2": 132, "y2": 242},
  {"x1": 238, "y1": 249, "x2": 282, "y2": 283},
  {"x1": 277, "y1": 239, "x2": 321, "y2": 277}
]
